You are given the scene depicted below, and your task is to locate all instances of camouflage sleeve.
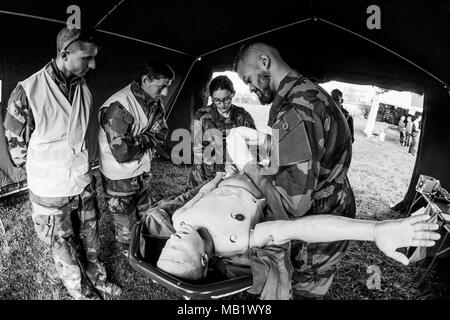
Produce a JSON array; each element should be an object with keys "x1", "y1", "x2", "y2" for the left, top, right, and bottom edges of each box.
[
  {"x1": 243, "y1": 110, "x2": 257, "y2": 130},
  {"x1": 3, "y1": 84, "x2": 34, "y2": 168},
  {"x1": 99, "y1": 101, "x2": 146, "y2": 163},
  {"x1": 244, "y1": 104, "x2": 325, "y2": 219},
  {"x1": 348, "y1": 116, "x2": 355, "y2": 143},
  {"x1": 191, "y1": 119, "x2": 204, "y2": 172},
  {"x1": 137, "y1": 104, "x2": 168, "y2": 150}
]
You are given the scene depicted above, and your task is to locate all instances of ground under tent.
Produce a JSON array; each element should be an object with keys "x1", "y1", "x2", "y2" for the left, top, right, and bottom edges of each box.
[{"x1": 0, "y1": 0, "x2": 449, "y2": 214}]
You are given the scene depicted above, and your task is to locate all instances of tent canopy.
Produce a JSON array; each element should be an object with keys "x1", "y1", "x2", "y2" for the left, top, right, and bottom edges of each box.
[
  {"x1": 378, "y1": 91, "x2": 424, "y2": 110},
  {"x1": 1, "y1": 0, "x2": 449, "y2": 209}
]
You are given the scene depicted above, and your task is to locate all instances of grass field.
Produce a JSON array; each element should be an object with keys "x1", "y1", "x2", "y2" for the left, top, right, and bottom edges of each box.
[{"x1": 1, "y1": 115, "x2": 449, "y2": 300}]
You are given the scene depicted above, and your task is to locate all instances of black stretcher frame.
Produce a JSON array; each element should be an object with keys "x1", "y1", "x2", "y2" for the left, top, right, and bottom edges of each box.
[{"x1": 129, "y1": 219, "x2": 253, "y2": 300}]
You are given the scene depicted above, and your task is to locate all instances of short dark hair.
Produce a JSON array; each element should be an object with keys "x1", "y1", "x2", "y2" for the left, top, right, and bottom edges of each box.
[
  {"x1": 56, "y1": 27, "x2": 100, "y2": 55},
  {"x1": 331, "y1": 89, "x2": 343, "y2": 102},
  {"x1": 233, "y1": 43, "x2": 254, "y2": 72},
  {"x1": 208, "y1": 75, "x2": 235, "y2": 96},
  {"x1": 136, "y1": 59, "x2": 175, "y2": 83}
]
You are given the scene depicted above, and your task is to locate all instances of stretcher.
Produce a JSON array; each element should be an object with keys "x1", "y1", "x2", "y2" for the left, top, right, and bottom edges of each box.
[{"x1": 129, "y1": 219, "x2": 253, "y2": 300}]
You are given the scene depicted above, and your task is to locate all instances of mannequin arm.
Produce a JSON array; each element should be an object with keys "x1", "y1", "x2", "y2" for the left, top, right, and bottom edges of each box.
[{"x1": 251, "y1": 214, "x2": 440, "y2": 265}]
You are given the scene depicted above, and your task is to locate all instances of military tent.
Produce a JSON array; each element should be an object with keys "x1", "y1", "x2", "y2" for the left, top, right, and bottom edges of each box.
[{"x1": 0, "y1": 0, "x2": 449, "y2": 211}]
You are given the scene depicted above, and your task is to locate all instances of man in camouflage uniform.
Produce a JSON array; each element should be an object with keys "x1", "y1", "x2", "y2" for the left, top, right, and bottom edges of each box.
[
  {"x1": 233, "y1": 43, "x2": 356, "y2": 299},
  {"x1": 3, "y1": 27, "x2": 120, "y2": 300},
  {"x1": 408, "y1": 114, "x2": 422, "y2": 156},
  {"x1": 187, "y1": 77, "x2": 256, "y2": 189},
  {"x1": 331, "y1": 89, "x2": 354, "y2": 143},
  {"x1": 405, "y1": 115, "x2": 413, "y2": 147},
  {"x1": 98, "y1": 59, "x2": 174, "y2": 256}
]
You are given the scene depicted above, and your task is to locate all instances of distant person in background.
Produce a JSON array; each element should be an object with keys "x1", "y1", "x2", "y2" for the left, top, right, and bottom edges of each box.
[
  {"x1": 405, "y1": 116, "x2": 413, "y2": 147},
  {"x1": 409, "y1": 114, "x2": 422, "y2": 156},
  {"x1": 187, "y1": 75, "x2": 256, "y2": 191},
  {"x1": 331, "y1": 89, "x2": 354, "y2": 143},
  {"x1": 398, "y1": 116, "x2": 406, "y2": 146}
]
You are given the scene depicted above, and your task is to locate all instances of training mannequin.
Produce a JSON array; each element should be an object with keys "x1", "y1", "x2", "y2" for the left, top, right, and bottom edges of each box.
[{"x1": 156, "y1": 173, "x2": 440, "y2": 281}]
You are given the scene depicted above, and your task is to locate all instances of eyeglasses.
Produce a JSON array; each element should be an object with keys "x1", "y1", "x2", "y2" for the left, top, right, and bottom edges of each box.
[
  {"x1": 212, "y1": 95, "x2": 233, "y2": 105},
  {"x1": 62, "y1": 28, "x2": 99, "y2": 52}
]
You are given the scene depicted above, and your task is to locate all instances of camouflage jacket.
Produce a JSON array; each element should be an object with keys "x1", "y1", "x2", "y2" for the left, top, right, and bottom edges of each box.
[
  {"x1": 244, "y1": 70, "x2": 356, "y2": 222},
  {"x1": 3, "y1": 60, "x2": 85, "y2": 206},
  {"x1": 99, "y1": 81, "x2": 168, "y2": 164},
  {"x1": 99, "y1": 81, "x2": 168, "y2": 189},
  {"x1": 192, "y1": 104, "x2": 256, "y2": 173},
  {"x1": 3, "y1": 60, "x2": 82, "y2": 169},
  {"x1": 341, "y1": 106, "x2": 354, "y2": 143}
]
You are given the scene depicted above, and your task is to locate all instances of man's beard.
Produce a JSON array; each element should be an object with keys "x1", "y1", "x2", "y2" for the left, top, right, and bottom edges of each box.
[{"x1": 255, "y1": 71, "x2": 276, "y2": 105}]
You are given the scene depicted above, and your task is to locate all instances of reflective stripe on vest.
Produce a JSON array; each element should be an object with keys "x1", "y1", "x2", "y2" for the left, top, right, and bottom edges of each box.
[
  {"x1": 98, "y1": 84, "x2": 151, "y2": 180},
  {"x1": 20, "y1": 67, "x2": 92, "y2": 197}
]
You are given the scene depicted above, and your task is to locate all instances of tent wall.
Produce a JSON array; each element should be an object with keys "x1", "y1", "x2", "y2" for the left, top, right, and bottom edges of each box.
[{"x1": 0, "y1": 2, "x2": 449, "y2": 211}]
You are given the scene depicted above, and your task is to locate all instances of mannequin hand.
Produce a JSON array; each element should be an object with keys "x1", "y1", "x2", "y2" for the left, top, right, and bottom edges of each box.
[
  {"x1": 374, "y1": 214, "x2": 440, "y2": 265},
  {"x1": 198, "y1": 174, "x2": 223, "y2": 195}
]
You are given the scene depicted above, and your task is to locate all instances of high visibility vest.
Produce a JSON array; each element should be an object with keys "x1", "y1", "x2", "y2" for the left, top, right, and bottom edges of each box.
[
  {"x1": 98, "y1": 84, "x2": 152, "y2": 180},
  {"x1": 20, "y1": 67, "x2": 92, "y2": 197}
]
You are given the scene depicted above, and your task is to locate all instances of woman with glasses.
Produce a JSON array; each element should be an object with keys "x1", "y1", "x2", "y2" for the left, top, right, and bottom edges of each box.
[{"x1": 187, "y1": 75, "x2": 256, "y2": 191}]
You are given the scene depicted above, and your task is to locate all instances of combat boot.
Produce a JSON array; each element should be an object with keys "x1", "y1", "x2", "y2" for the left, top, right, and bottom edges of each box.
[
  {"x1": 93, "y1": 280, "x2": 123, "y2": 299},
  {"x1": 67, "y1": 281, "x2": 102, "y2": 300}
]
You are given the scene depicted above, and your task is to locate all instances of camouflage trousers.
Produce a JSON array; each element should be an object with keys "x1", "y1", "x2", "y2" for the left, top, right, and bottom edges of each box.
[
  {"x1": 30, "y1": 179, "x2": 108, "y2": 299},
  {"x1": 290, "y1": 240, "x2": 349, "y2": 299},
  {"x1": 101, "y1": 173, "x2": 152, "y2": 248},
  {"x1": 409, "y1": 135, "x2": 418, "y2": 155}
]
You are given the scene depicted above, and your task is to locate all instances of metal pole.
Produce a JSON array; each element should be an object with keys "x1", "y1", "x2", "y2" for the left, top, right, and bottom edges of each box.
[
  {"x1": 96, "y1": 29, "x2": 194, "y2": 57},
  {"x1": 166, "y1": 58, "x2": 200, "y2": 120},
  {"x1": 95, "y1": 0, "x2": 127, "y2": 28},
  {"x1": 319, "y1": 17, "x2": 448, "y2": 88},
  {"x1": 0, "y1": 10, "x2": 66, "y2": 25},
  {"x1": 0, "y1": 10, "x2": 195, "y2": 58},
  {"x1": 200, "y1": 17, "x2": 313, "y2": 58}
]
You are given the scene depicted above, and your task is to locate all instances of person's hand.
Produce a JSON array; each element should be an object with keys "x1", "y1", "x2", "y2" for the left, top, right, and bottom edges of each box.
[
  {"x1": 229, "y1": 127, "x2": 267, "y2": 146},
  {"x1": 251, "y1": 220, "x2": 289, "y2": 248},
  {"x1": 226, "y1": 132, "x2": 257, "y2": 171},
  {"x1": 224, "y1": 164, "x2": 239, "y2": 177},
  {"x1": 198, "y1": 173, "x2": 223, "y2": 194},
  {"x1": 374, "y1": 214, "x2": 440, "y2": 265}
]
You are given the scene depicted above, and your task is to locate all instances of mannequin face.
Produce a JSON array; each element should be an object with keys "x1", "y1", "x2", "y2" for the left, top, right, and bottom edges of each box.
[{"x1": 157, "y1": 224, "x2": 213, "y2": 280}]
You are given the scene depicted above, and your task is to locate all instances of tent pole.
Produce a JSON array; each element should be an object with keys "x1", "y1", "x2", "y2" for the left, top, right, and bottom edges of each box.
[
  {"x1": 166, "y1": 58, "x2": 200, "y2": 119},
  {"x1": 0, "y1": 10, "x2": 195, "y2": 58},
  {"x1": 199, "y1": 17, "x2": 313, "y2": 58},
  {"x1": 96, "y1": 30, "x2": 194, "y2": 57},
  {"x1": 0, "y1": 10, "x2": 65, "y2": 25},
  {"x1": 95, "y1": 0, "x2": 127, "y2": 28},
  {"x1": 319, "y1": 17, "x2": 448, "y2": 88}
]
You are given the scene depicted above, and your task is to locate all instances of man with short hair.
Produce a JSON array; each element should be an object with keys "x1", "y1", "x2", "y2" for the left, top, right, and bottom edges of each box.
[
  {"x1": 98, "y1": 59, "x2": 174, "y2": 256},
  {"x1": 231, "y1": 42, "x2": 356, "y2": 299},
  {"x1": 409, "y1": 114, "x2": 422, "y2": 156},
  {"x1": 398, "y1": 115, "x2": 406, "y2": 146},
  {"x1": 405, "y1": 115, "x2": 413, "y2": 147},
  {"x1": 3, "y1": 27, "x2": 120, "y2": 300},
  {"x1": 331, "y1": 89, "x2": 354, "y2": 143}
]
